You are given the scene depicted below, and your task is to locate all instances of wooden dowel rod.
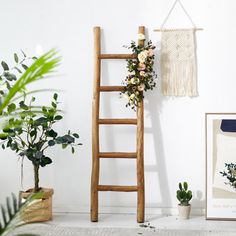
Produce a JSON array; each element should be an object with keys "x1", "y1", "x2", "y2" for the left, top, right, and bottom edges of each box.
[
  {"x1": 100, "y1": 86, "x2": 125, "y2": 92},
  {"x1": 99, "y1": 54, "x2": 136, "y2": 59},
  {"x1": 154, "y1": 28, "x2": 203, "y2": 32},
  {"x1": 99, "y1": 152, "x2": 137, "y2": 159},
  {"x1": 99, "y1": 118, "x2": 137, "y2": 125},
  {"x1": 98, "y1": 185, "x2": 138, "y2": 192}
]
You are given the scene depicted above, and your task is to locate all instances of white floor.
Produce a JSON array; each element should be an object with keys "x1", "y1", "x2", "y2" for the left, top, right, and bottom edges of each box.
[{"x1": 49, "y1": 213, "x2": 236, "y2": 231}]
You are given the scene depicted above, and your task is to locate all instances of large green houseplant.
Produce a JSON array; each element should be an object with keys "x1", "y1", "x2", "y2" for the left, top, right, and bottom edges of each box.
[{"x1": 0, "y1": 93, "x2": 81, "y2": 222}]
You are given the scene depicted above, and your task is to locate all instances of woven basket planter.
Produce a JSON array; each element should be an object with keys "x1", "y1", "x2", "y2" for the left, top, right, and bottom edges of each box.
[{"x1": 20, "y1": 188, "x2": 54, "y2": 223}]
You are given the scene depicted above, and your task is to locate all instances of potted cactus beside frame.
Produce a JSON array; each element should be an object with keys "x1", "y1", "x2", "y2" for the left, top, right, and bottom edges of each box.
[{"x1": 176, "y1": 182, "x2": 192, "y2": 219}]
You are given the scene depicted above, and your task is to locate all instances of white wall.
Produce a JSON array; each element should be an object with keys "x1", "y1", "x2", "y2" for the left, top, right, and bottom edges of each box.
[{"x1": 0, "y1": 0, "x2": 234, "y2": 214}]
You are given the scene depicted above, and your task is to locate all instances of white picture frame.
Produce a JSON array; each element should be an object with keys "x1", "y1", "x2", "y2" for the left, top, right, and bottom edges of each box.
[{"x1": 206, "y1": 113, "x2": 236, "y2": 220}]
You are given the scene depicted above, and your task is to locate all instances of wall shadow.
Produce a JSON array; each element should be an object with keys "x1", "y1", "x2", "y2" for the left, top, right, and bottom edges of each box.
[{"x1": 144, "y1": 37, "x2": 172, "y2": 213}]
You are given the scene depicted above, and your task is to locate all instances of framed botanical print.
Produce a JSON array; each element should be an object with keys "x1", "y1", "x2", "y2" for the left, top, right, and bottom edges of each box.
[{"x1": 206, "y1": 113, "x2": 236, "y2": 220}]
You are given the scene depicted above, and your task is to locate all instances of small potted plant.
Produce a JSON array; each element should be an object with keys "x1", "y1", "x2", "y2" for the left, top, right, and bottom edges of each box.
[
  {"x1": 0, "y1": 93, "x2": 81, "y2": 222},
  {"x1": 176, "y1": 182, "x2": 192, "y2": 219}
]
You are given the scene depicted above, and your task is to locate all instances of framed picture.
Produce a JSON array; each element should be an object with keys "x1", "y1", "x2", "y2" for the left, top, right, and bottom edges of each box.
[{"x1": 206, "y1": 113, "x2": 236, "y2": 220}]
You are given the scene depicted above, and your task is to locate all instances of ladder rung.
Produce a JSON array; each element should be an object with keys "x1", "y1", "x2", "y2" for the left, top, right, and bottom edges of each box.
[
  {"x1": 99, "y1": 54, "x2": 136, "y2": 59},
  {"x1": 99, "y1": 119, "x2": 137, "y2": 125},
  {"x1": 99, "y1": 152, "x2": 137, "y2": 159},
  {"x1": 100, "y1": 86, "x2": 125, "y2": 92},
  {"x1": 97, "y1": 185, "x2": 138, "y2": 192}
]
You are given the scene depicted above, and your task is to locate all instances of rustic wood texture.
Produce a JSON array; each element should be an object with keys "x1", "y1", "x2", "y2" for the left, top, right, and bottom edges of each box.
[
  {"x1": 136, "y1": 26, "x2": 145, "y2": 223},
  {"x1": 91, "y1": 26, "x2": 146, "y2": 223},
  {"x1": 99, "y1": 152, "x2": 137, "y2": 159},
  {"x1": 100, "y1": 86, "x2": 125, "y2": 92},
  {"x1": 98, "y1": 185, "x2": 138, "y2": 192},
  {"x1": 91, "y1": 26, "x2": 101, "y2": 222},
  {"x1": 99, "y1": 54, "x2": 136, "y2": 59},
  {"x1": 99, "y1": 118, "x2": 137, "y2": 125}
]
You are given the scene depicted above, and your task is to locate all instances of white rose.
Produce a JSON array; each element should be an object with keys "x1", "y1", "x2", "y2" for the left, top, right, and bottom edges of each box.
[
  {"x1": 138, "y1": 33, "x2": 145, "y2": 41},
  {"x1": 138, "y1": 50, "x2": 148, "y2": 63},
  {"x1": 138, "y1": 84, "x2": 145, "y2": 91}
]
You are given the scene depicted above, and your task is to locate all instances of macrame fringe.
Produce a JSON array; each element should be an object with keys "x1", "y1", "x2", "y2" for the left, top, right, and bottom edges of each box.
[{"x1": 161, "y1": 59, "x2": 198, "y2": 97}]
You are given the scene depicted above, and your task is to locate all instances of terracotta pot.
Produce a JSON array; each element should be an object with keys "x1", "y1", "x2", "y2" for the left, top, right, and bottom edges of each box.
[
  {"x1": 20, "y1": 188, "x2": 54, "y2": 223},
  {"x1": 178, "y1": 204, "x2": 191, "y2": 219}
]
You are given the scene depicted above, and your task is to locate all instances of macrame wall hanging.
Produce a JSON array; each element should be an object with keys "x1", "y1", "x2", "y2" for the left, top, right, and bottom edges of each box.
[{"x1": 154, "y1": 0, "x2": 203, "y2": 97}]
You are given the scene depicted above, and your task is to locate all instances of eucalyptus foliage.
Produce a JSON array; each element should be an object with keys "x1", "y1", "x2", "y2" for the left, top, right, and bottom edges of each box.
[
  {"x1": 220, "y1": 163, "x2": 236, "y2": 189},
  {"x1": 0, "y1": 192, "x2": 43, "y2": 236},
  {"x1": 0, "y1": 93, "x2": 81, "y2": 192}
]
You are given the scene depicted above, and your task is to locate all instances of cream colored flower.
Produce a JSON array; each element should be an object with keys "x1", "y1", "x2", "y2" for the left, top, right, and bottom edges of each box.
[
  {"x1": 138, "y1": 33, "x2": 145, "y2": 41},
  {"x1": 140, "y1": 71, "x2": 146, "y2": 76},
  {"x1": 129, "y1": 71, "x2": 135, "y2": 76},
  {"x1": 130, "y1": 94, "x2": 135, "y2": 100},
  {"x1": 138, "y1": 84, "x2": 145, "y2": 91},
  {"x1": 131, "y1": 77, "x2": 139, "y2": 84},
  {"x1": 138, "y1": 50, "x2": 148, "y2": 63}
]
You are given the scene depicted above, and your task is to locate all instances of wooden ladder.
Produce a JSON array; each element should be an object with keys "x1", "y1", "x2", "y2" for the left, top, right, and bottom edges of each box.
[{"x1": 91, "y1": 26, "x2": 145, "y2": 223}]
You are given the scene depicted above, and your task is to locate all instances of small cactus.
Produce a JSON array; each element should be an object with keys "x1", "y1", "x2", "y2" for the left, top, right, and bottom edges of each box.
[{"x1": 176, "y1": 182, "x2": 192, "y2": 206}]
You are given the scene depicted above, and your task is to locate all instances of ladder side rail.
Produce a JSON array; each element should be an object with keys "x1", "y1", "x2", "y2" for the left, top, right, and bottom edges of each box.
[
  {"x1": 136, "y1": 26, "x2": 145, "y2": 223},
  {"x1": 91, "y1": 26, "x2": 101, "y2": 222}
]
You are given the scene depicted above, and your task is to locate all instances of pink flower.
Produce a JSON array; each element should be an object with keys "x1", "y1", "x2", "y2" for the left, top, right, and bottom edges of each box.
[
  {"x1": 138, "y1": 84, "x2": 145, "y2": 91},
  {"x1": 148, "y1": 49, "x2": 154, "y2": 57},
  {"x1": 138, "y1": 63, "x2": 146, "y2": 71}
]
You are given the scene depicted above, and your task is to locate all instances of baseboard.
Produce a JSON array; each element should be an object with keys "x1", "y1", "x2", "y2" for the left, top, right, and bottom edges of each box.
[{"x1": 53, "y1": 205, "x2": 204, "y2": 216}]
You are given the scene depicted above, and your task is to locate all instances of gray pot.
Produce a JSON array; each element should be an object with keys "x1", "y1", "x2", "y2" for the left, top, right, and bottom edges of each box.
[{"x1": 178, "y1": 204, "x2": 191, "y2": 219}]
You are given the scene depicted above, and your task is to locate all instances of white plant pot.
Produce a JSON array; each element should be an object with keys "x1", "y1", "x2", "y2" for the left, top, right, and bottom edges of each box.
[{"x1": 178, "y1": 204, "x2": 191, "y2": 219}]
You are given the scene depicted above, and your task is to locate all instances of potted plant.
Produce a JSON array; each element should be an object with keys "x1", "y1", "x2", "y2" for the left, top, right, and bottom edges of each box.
[
  {"x1": 176, "y1": 182, "x2": 192, "y2": 219},
  {"x1": 0, "y1": 93, "x2": 81, "y2": 222}
]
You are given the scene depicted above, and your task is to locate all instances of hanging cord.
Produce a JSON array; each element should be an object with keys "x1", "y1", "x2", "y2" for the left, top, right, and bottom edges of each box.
[{"x1": 160, "y1": 0, "x2": 196, "y2": 30}]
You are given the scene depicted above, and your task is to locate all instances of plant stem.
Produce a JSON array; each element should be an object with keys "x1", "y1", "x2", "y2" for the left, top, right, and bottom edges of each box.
[{"x1": 33, "y1": 164, "x2": 40, "y2": 192}]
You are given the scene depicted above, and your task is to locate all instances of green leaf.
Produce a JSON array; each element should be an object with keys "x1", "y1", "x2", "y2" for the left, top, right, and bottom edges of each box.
[
  {"x1": 7, "y1": 103, "x2": 16, "y2": 113},
  {"x1": 51, "y1": 102, "x2": 57, "y2": 109},
  {"x1": 0, "y1": 49, "x2": 61, "y2": 115},
  {"x1": 48, "y1": 140, "x2": 55, "y2": 146},
  {"x1": 21, "y1": 50, "x2": 26, "y2": 58},
  {"x1": 53, "y1": 93, "x2": 58, "y2": 101},
  {"x1": 21, "y1": 64, "x2": 28, "y2": 70},
  {"x1": 4, "y1": 72, "x2": 17, "y2": 81},
  {"x1": 62, "y1": 143, "x2": 67, "y2": 149},
  {"x1": 14, "y1": 67, "x2": 22, "y2": 74},
  {"x1": 54, "y1": 115, "x2": 62, "y2": 120},
  {"x1": 0, "y1": 133, "x2": 8, "y2": 140},
  {"x1": 72, "y1": 146, "x2": 75, "y2": 154},
  {"x1": 72, "y1": 133, "x2": 79, "y2": 138},
  {"x1": 47, "y1": 129, "x2": 57, "y2": 138},
  {"x1": 40, "y1": 156, "x2": 52, "y2": 166},
  {"x1": 1, "y1": 61, "x2": 9, "y2": 71},
  {"x1": 14, "y1": 53, "x2": 19, "y2": 63}
]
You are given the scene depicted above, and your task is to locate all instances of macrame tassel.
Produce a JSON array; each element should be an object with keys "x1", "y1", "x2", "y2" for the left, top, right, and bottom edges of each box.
[{"x1": 161, "y1": 29, "x2": 198, "y2": 97}]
